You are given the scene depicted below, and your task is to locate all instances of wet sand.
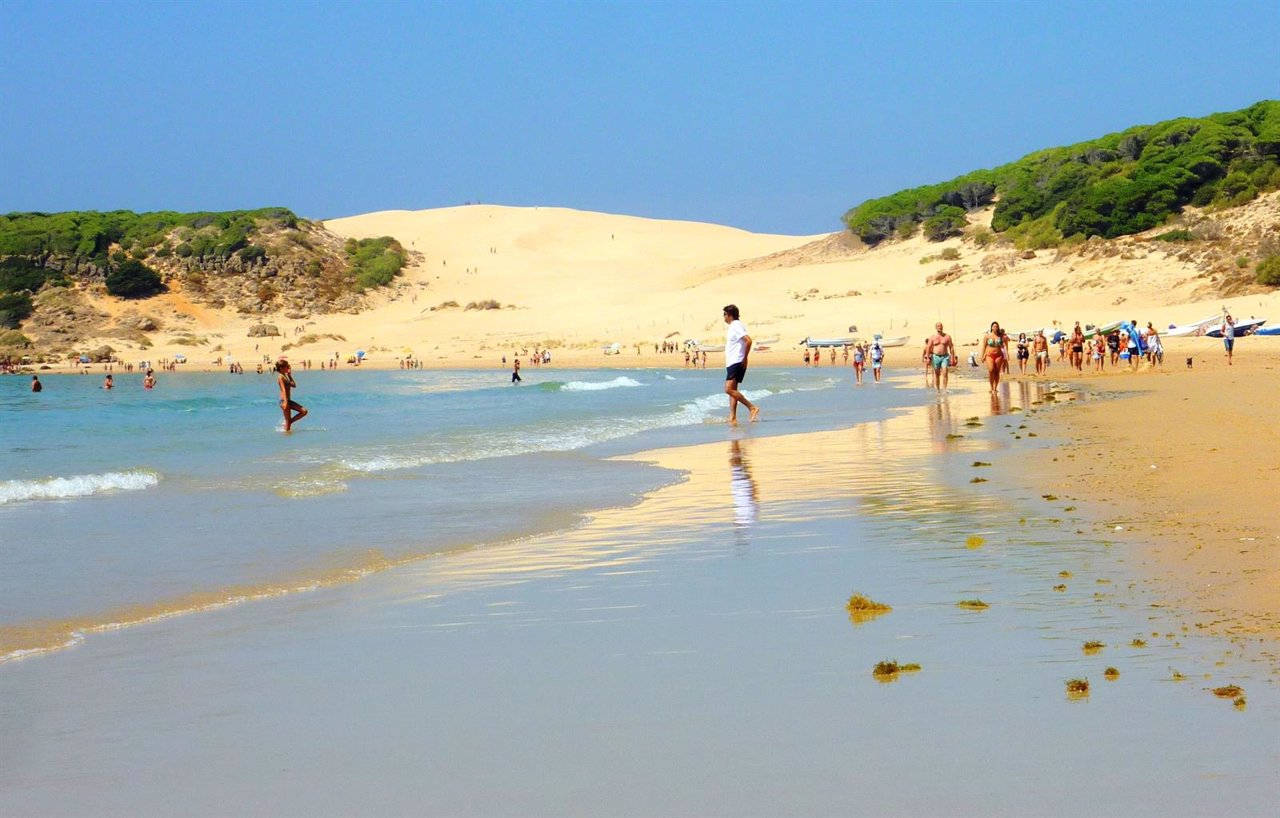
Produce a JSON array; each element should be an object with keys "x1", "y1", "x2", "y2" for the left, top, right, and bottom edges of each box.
[
  {"x1": 1014, "y1": 337, "x2": 1280, "y2": 663},
  {"x1": 3, "y1": 372, "x2": 1276, "y2": 816}
]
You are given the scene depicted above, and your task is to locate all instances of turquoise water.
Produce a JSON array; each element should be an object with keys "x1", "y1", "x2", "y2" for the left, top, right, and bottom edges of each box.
[
  {"x1": 0, "y1": 366, "x2": 922, "y2": 646},
  {"x1": 2, "y1": 372, "x2": 1275, "y2": 816}
]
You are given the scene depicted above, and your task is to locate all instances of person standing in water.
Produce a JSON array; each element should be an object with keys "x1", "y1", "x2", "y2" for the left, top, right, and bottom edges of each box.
[
  {"x1": 275, "y1": 359, "x2": 307, "y2": 432},
  {"x1": 511, "y1": 357, "x2": 522, "y2": 383},
  {"x1": 983, "y1": 321, "x2": 1007, "y2": 393},
  {"x1": 143, "y1": 369, "x2": 156, "y2": 390},
  {"x1": 31, "y1": 375, "x2": 42, "y2": 392},
  {"x1": 925, "y1": 323, "x2": 957, "y2": 392},
  {"x1": 102, "y1": 374, "x2": 113, "y2": 390},
  {"x1": 722, "y1": 304, "x2": 759, "y2": 425}
]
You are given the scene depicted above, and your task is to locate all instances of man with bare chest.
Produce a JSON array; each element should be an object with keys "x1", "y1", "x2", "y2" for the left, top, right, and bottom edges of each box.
[{"x1": 925, "y1": 322, "x2": 957, "y2": 392}]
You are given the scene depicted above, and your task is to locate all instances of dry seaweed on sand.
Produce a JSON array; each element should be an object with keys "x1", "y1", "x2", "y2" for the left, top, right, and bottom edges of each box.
[
  {"x1": 965, "y1": 535, "x2": 986, "y2": 549},
  {"x1": 1211, "y1": 685, "x2": 1244, "y2": 699},
  {"x1": 1053, "y1": 584, "x2": 1067, "y2": 592},
  {"x1": 1066, "y1": 678, "x2": 1090, "y2": 696},
  {"x1": 1083, "y1": 640, "x2": 1105, "y2": 654},
  {"x1": 1104, "y1": 667, "x2": 1120, "y2": 680},
  {"x1": 1059, "y1": 570, "x2": 1073, "y2": 578},
  {"x1": 970, "y1": 477, "x2": 988, "y2": 483},
  {"x1": 957, "y1": 599, "x2": 990, "y2": 610},
  {"x1": 1130, "y1": 638, "x2": 1147, "y2": 648},
  {"x1": 971, "y1": 461, "x2": 992, "y2": 467}
]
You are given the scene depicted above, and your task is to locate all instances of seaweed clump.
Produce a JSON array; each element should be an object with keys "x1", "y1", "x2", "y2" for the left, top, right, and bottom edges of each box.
[
  {"x1": 1104, "y1": 667, "x2": 1120, "y2": 680},
  {"x1": 1083, "y1": 640, "x2": 1105, "y2": 654},
  {"x1": 872, "y1": 659, "x2": 922, "y2": 681},
  {"x1": 1066, "y1": 678, "x2": 1090, "y2": 698},
  {"x1": 957, "y1": 599, "x2": 990, "y2": 610},
  {"x1": 845, "y1": 594, "x2": 891, "y2": 624}
]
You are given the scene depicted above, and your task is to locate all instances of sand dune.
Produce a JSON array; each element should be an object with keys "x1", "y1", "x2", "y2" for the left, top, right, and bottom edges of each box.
[{"x1": 62, "y1": 195, "x2": 1280, "y2": 367}]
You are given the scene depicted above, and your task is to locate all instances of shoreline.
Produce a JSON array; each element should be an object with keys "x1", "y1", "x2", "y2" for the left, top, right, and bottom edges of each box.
[{"x1": 1007, "y1": 336, "x2": 1280, "y2": 664}]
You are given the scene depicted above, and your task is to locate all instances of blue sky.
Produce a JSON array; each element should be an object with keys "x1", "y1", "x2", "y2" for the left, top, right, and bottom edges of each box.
[{"x1": 2, "y1": 0, "x2": 1277, "y2": 234}]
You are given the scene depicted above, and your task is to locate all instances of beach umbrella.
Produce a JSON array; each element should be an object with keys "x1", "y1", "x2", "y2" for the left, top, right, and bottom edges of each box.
[
  {"x1": 355, "y1": 350, "x2": 366, "y2": 359},
  {"x1": 1051, "y1": 330, "x2": 1066, "y2": 343}
]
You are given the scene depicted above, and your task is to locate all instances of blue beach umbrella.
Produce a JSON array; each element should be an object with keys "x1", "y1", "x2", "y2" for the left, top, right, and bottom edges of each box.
[
  {"x1": 78, "y1": 354, "x2": 91, "y2": 363},
  {"x1": 355, "y1": 350, "x2": 366, "y2": 360}
]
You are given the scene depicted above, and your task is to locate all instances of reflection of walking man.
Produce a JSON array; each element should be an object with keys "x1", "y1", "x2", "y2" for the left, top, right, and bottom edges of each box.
[
  {"x1": 722, "y1": 304, "x2": 759, "y2": 425},
  {"x1": 729, "y1": 439, "x2": 759, "y2": 533}
]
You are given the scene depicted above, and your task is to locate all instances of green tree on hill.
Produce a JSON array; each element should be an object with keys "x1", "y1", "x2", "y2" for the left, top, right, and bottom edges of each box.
[
  {"x1": 843, "y1": 100, "x2": 1280, "y2": 248},
  {"x1": 105, "y1": 259, "x2": 163, "y2": 298}
]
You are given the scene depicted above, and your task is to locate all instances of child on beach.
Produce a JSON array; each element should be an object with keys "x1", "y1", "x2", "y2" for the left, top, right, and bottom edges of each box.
[{"x1": 275, "y1": 359, "x2": 308, "y2": 432}]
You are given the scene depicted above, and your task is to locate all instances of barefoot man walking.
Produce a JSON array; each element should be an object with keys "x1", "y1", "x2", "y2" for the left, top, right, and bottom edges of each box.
[
  {"x1": 722, "y1": 304, "x2": 759, "y2": 425},
  {"x1": 924, "y1": 322, "x2": 957, "y2": 392}
]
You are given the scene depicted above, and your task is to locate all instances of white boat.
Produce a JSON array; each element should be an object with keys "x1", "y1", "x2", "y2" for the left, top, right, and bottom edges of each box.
[
  {"x1": 1204, "y1": 318, "x2": 1266, "y2": 338},
  {"x1": 1165, "y1": 315, "x2": 1222, "y2": 337},
  {"x1": 873, "y1": 334, "x2": 910, "y2": 348},
  {"x1": 802, "y1": 336, "x2": 858, "y2": 348}
]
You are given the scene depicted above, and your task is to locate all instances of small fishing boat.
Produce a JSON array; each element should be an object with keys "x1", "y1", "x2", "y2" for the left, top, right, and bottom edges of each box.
[
  {"x1": 801, "y1": 336, "x2": 858, "y2": 348},
  {"x1": 1165, "y1": 315, "x2": 1222, "y2": 337},
  {"x1": 872, "y1": 334, "x2": 910, "y2": 348},
  {"x1": 1204, "y1": 318, "x2": 1267, "y2": 338},
  {"x1": 1254, "y1": 325, "x2": 1280, "y2": 336}
]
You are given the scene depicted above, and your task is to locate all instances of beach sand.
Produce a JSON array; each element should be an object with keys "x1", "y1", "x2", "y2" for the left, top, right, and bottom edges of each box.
[
  {"x1": 4, "y1": 373, "x2": 1276, "y2": 815},
  {"x1": 1014, "y1": 337, "x2": 1280, "y2": 661},
  {"x1": 41, "y1": 199, "x2": 1280, "y2": 659}
]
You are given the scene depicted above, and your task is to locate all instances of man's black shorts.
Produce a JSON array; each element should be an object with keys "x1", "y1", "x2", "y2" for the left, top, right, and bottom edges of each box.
[{"x1": 725, "y1": 361, "x2": 747, "y2": 384}]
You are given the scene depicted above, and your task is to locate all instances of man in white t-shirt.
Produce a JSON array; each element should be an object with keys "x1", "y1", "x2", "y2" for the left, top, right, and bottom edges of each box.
[{"x1": 722, "y1": 304, "x2": 759, "y2": 424}]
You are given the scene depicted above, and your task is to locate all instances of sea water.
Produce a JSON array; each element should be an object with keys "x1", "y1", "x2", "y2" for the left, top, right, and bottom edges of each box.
[
  {"x1": 2, "y1": 368, "x2": 1277, "y2": 815},
  {"x1": 0, "y1": 365, "x2": 918, "y2": 653}
]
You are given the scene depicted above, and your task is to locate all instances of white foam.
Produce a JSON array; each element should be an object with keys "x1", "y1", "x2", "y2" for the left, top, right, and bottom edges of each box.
[
  {"x1": 561, "y1": 376, "x2": 643, "y2": 392},
  {"x1": 330, "y1": 388, "x2": 777, "y2": 475},
  {"x1": 0, "y1": 470, "x2": 161, "y2": 506}
]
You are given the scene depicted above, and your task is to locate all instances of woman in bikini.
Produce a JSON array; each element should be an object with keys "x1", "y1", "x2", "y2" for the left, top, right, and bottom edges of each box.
[
  {"x1": 275, "y1": 359, "x2": 308, "y2": 432},
  {"x1": 983, "y1": 321, "x2": 1007, "y2": 394},
  {"x1": 1016, "y1": 332, "x2": 1030, "y2": 374}
]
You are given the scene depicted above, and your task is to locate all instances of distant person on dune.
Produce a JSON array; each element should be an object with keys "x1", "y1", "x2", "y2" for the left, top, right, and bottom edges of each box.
[
  {"x1": 275, "y1": 359, "x2": 307, "y2": 432},
  {"x1": 722, "y1": 304, "x2": 759, "y2": 425}
]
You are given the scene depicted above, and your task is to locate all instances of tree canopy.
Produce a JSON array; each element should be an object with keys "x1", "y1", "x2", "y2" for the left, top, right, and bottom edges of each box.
[{"x1": 843, "y1": 100, "x2": 1280, "y2": 246}]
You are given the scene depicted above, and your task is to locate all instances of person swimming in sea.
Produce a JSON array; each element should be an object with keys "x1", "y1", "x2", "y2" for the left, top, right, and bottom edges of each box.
[{"x1": 275, "y1": 359, "x2": 308, "y2": 432}]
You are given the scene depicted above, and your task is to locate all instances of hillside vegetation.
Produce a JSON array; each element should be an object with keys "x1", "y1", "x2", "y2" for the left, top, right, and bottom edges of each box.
[
  {"x1": 843, "y1": 100, "x2": 1280, "y2": 253},
  {"x1": 0, "y1": 209, "x2": 409, "y2": 329}
]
